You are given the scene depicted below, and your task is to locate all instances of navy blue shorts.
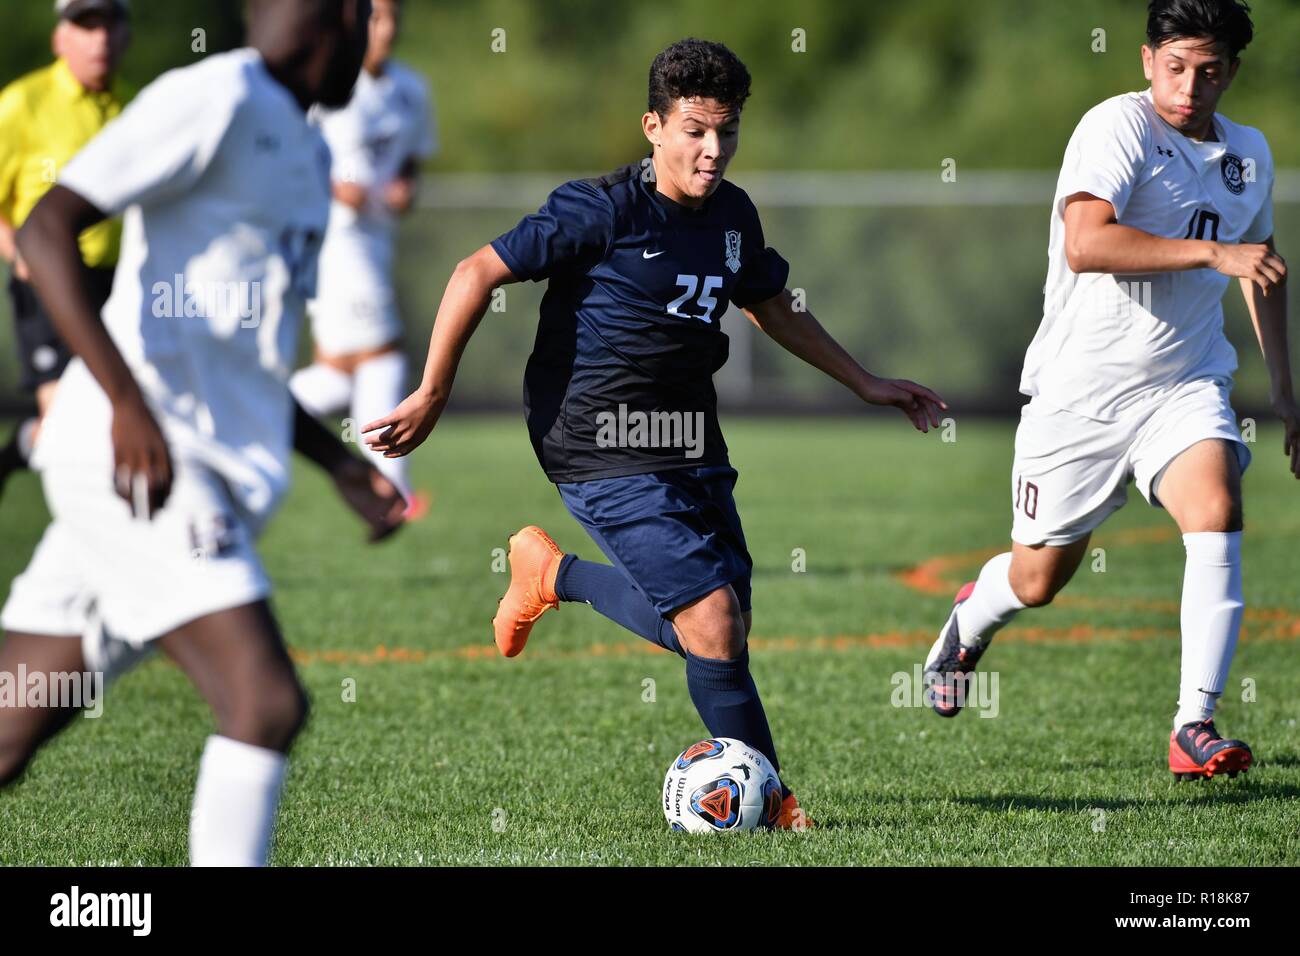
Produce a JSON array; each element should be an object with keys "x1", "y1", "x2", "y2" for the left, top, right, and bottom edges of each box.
[{"x1": 556, "y1": 465, "x2": 753, "y2": 615}]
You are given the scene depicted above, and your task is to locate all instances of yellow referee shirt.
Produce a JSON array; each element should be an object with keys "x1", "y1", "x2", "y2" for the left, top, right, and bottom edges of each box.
[{"x1": 0, "y1": 57, "x2": 131, "y2": 269}]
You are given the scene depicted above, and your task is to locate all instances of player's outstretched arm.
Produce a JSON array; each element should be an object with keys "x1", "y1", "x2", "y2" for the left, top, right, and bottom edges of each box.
[
  {"x1": 1237, "y1": 237, "x2": 1298, "y2": 478},
  {"x1": 292, "y1": 399, "x2": 407, "y2": 541},
  {"x1": 1064, "y1": 193, "x2": 1287, "y2": 295},
  {"x1": 363, "y1": 243, "x2": 517, "y2": 456},
  {"x1": 333, "y1": 180, "x2": 368, "y2": 210},
  {"x1": 16, "y1": 185, "x2": 173, "y2": 517},
  {"x1": 741, "y1": 288, "x2": 947, "y2": 433}
]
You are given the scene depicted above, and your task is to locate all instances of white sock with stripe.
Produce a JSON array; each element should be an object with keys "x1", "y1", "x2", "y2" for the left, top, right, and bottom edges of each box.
[
  {"x1": 289, "y1": 362, "x2": 352, "y2": 418},
  {"x1": 1173, "y1": 532, "x2": 1244, "y2": 731},
  {"x1": 351, "y1": 351, "x2": 412, "y2": 500},
  {"x1": 955, "y1": 551, "x2": 1026, "y2": 647}
]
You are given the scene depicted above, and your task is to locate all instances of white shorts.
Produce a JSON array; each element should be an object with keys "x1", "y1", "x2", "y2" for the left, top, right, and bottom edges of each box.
[
  {"x1": 308, "y1": 287, "x2": 402, "y2": 356},
  {"x1": 1, "y1": 460, "x2": 270, "y2": 647},
  {"x1": 310, "y1": 224, "x2": 404, "y2": 355},
  {"x1": 1010, "y1": 378, "x2": 1251, "y2": 547}
]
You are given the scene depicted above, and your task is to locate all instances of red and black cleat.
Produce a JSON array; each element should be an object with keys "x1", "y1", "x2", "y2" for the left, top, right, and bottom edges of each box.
[
  {"x1": 922, "y1": 581, "x2": 985, "y2": 718},
  {"x1": 1169, "y1": 719, "x2": 1252, "y2": 781}
]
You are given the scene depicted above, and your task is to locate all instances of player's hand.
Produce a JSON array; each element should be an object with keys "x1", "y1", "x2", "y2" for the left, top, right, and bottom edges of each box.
[
  {"x1": 384, "y1": 178, "x2": 416, "y2": 215},
  {"x1": 859, "y1": 376, "x2": 948, "y2": 433},
  {"x1": 11, "y1": 250, "x2": 30, "y2": 282},
  {"x1": 1212, "y1": 242, "x2": 1287, "y2": 296},
  {"x1": 333, "y1": 180, "x2": 367, "y2": 211},
  {"x1": 110, "y1": 393, "x2": 173, "y2": 519},
  {"x1": 1273, "y1": 395, "x2": 1300, "y2": 479},
  {"x1": 362, "y1": 387, "x2": 446, "y2": 458},
  {"x1": 330, "y1": 456, "x2": 408, "y2": 542}
]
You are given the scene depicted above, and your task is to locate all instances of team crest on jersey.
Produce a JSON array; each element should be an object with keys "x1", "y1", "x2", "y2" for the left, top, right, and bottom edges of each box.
[
  {"x1": 724, "y1": 230, "x2": 742, "y2": 273},
  {"x1": 1221, "y1": 154, "x2": 1246, "y2": 195}
]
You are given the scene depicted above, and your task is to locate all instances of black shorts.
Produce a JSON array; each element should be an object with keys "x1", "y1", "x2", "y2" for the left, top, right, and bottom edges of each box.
[{"x1": 10, "y1": 266, "x2": 115, "y2": 392}]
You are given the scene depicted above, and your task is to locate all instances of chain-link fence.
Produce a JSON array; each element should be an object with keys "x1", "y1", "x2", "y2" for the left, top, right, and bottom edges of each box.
[{"x1": 3, "y1": 170, "x2": 1295, "y2": 414}]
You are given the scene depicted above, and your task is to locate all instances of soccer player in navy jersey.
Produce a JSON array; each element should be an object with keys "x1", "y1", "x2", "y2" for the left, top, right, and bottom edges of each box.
[{"x1": 366, "y1": 38, "x2": 946, "y2": 828}]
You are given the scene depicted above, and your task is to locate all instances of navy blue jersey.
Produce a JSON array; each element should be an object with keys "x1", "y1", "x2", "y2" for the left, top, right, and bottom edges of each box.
[{"x1": 491, "y1": 162, "x2": 789, "y2": 482}]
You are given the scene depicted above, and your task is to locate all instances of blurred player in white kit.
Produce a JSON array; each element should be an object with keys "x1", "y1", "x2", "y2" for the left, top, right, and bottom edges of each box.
[
  {"x1": 0, "y1": 0, "x2": 385, "y2": 866},
  {"x1": 292, "y1": 0, "x2": 436, "y2": 518}
]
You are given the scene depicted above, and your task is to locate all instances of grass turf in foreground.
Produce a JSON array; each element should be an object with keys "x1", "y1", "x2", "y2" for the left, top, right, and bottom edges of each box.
[{"x1": 0, "y1": 416, "x2": 1296, "y2": 865}]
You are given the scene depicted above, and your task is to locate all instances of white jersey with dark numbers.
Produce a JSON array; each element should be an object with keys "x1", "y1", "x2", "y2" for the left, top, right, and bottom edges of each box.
[
  {"x1": 1020, "y1": 88, "x2": 1274, "y2": 421},
  {"x1": 35, "y1": 48, "x2": 333, "y2": 521},
  {"x1": 313, "y1": 59, "x2": 436, "y2": 293}
]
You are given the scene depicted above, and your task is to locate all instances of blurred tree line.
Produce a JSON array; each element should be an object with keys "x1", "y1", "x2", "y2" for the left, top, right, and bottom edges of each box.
[
  {"x1": 3, "y1": 0, "x2": 1296, "y2": 171},
  {"x1": 2, "y1": 0, "x2": 1295, "y2": 410}
]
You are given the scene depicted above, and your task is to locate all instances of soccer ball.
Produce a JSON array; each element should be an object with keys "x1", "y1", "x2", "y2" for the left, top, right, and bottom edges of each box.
[{"x1": 662, "y1": 737, "x2": 782, "y2": 833}]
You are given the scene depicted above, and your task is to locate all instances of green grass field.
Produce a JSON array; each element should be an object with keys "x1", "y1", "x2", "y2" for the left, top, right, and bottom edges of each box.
[{"x1": 1, "y1": 415, "x2": 1298, "y2": 866}]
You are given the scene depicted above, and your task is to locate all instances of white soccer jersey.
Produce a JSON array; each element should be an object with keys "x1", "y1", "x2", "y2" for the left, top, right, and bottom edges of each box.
[
  {"x1": 314, "y1": 60, "x2": 436, "y2": 288},
  {"x1": 1021, "y1": 89, "x2": 1274, "y2": 421},
  {"x1": 36, "y1": 48, "x2": 333, "y2": 521}
]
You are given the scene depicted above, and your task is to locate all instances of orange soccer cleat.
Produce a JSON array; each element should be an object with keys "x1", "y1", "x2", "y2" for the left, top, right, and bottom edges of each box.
[
  {"x1": 491, "y1": 525, "x2": 565, "y2": 658},
  {"x1": 775, "y1": 792, "x2": 814, "y2": 831},
  {"x1": 403, "y1": 489, "x2": 432, "y2": 522},
  {"x1": 1169, "y1": 719, "x2": 1252, "y2": 781}
]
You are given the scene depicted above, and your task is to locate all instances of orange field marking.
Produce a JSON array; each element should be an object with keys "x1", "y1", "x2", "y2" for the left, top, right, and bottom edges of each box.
[
  {"x1": 892, "y1": 523, "x2": 1300, "y2": 624},
  {"x1": 895, "y1": 525, "x2": 1179, "y2": 596},
  {"x1": 286, "y1": 525, "x2": 1299, "y2": 666},
  {"x1": 288, "y1": 619, "x2": 1299, "y2": 668}
]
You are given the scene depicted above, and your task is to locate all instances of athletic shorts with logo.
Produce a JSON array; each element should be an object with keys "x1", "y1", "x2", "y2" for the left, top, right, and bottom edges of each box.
[
  {"x1": 1010, "y1": 377, "x2": 1250, "y2": 547},
  {"x1": 1, "y1": 459, "x2": 270, "y2": 646}
]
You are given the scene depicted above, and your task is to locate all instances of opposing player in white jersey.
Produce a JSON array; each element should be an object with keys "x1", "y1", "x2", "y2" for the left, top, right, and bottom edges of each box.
[
  {"x1": 922, "y1": 0, "x2": 1296, "y2": 780},
  {"x1": 0, "y1": 0, "x2": 376, "y2": 865},
  {"x1": 291, "y1": 0, "x2": 436, "y2": 517}
]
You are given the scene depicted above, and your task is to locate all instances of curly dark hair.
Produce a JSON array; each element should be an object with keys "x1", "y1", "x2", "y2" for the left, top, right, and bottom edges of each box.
[
  {"x1": 648, "y1": 38, "x2": 752, "y2": 119},
  {"x1": 1147, "y1": 0, "x2": 1254, "y2": 58}
]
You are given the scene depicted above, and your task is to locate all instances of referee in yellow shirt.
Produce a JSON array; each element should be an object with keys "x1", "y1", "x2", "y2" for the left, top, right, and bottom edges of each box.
[{"x1": 0, "y1": 0, "x2": 131, "y2": 497}]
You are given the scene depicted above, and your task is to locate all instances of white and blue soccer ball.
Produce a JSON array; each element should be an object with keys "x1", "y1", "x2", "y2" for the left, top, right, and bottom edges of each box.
[{"x1": 662, "y1": 737, "x2": 782, "y2": 833}]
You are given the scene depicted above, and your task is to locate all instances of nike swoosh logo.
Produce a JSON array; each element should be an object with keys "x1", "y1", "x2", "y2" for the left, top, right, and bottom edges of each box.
[{"x1": 642, "y1": 250, "x2": 666, "y2": 259}]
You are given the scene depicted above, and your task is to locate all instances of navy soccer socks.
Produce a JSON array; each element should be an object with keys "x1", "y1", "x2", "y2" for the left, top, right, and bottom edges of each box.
[
  {"x1": 555, "y1": 554, "x2": 785, "y2": 790},
  {"x1": 554, "y1": 555, "x2": 682, "y2": 654},
  {"x1": 685, "y1": 648, "x2": 783, "y2": 780}
]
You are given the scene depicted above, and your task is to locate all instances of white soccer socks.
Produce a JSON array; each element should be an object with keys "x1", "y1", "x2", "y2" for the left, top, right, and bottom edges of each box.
[
  {"x1": 1174, "y1": 531, "x2": 1244, "y2": 731},
  {"x1": 189, "y1": 735, "x2": 287, "y2": 867},
  {"x1": 289, "y1": 362, "x2": 353, "y2": 418},
  {"x1": 291, "y1": 353, "x2": 413, "y2": 500},
  {"x1": 955, "y1": 551, "x2": 1026, "y2": 647},
  {"x1": 352, "y1": 351, "x2": 411, "y2": 499},
  {"x1": 947, "y1": 534, "x2": 1244, "y2": 730}
]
